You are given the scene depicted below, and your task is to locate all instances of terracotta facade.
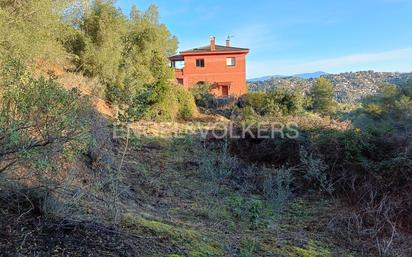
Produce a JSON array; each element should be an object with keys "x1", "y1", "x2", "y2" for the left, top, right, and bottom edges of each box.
[{"x1": 170, "y1": 37, "x2": 249, "y2": 97}]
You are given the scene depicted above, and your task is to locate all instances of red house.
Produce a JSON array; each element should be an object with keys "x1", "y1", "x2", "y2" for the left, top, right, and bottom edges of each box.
[{"x1": 170, "y1": 36, "x2": 249, "y2": 97}]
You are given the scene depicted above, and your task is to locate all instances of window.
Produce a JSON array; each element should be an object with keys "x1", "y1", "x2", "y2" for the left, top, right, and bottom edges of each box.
[
  {"x1": 196, "y1": 59, "x2": 205, "y2": 67},
  {"x1": 226, "y1": 57, "x2": 236, "y2": 66}
]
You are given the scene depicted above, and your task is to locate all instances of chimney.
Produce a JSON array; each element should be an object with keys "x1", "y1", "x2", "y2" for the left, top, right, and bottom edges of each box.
[
  {"x1": 210, "y1": 36, "x2": 216, "y2": 51},
  {"x1": 226, "y1": 36, "x2": 230, "y2": 47}
]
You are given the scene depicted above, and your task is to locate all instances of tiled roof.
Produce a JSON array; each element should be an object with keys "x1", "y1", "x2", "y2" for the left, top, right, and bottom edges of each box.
[{"x1": 180, "y1": 44, "x2": 249, "y2": 54}]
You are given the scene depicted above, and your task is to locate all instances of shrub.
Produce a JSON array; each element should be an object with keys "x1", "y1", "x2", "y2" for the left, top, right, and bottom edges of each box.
[
  {"x1": 1, "y1": 0, "x2": 179, "y2": 121},
  {"x1": 198, "y1": 140, "x2": 240, "y2": 187},
  {"x1": 0, "y1": 59, "x2": 92, "y2": 174},
  {"x1": 190, "y1": 82, "x2": 216, "y2": 108},
  {"x1": 299, "y1": 148, "x2": 334, "y2": 194},
  {"x1": 372, "y1": 83, "x2": 412, "y2": 120},
  {"x1": 231, "y1": 85, "x2": 412, "y2": 252},
  {"x1": 126, "y1": 81, "x2": 197, "y2": 121},
  {"x1": 231, "y1": 79, "x2": 411, "y2": 256},
  {"x1": 175, "y1": 86, "x2": 198, "y2": 120},
  {"x1": 263, "y1": 167, "x2": 294, "y2": 212},
  {"x1": 241, "y1": 89, "x2": 305, "y2": 117},
  {"x1": 242, "y1": 92, "x2": 266, "y2": 111},
  {"x1": 264, "y1": 88, "x2": 305, "y2": 116},
  {"x1": 402, "y1": 79, "x2": 412, "y2": 97}
]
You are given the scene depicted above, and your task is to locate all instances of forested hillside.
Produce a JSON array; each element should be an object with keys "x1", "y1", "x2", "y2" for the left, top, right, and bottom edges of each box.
[{"x1": 248, "y1": 71, "x2": 412, "y2": 103}]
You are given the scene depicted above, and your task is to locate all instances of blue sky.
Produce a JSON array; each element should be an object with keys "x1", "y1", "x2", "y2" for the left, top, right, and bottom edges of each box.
[{"x1": 117, "y1": 0, "x2": 412, "y2": 79}]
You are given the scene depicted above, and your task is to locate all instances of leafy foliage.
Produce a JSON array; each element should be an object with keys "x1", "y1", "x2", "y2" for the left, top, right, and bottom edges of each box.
[
  {"x1": 79, "y1": 0, "x2": 127, "y2": 85},
  {"x1": 309, "y1": 78, "x2": 337, "y2": 115},
  {"x1": 230, "y1": 79, "x2": 412, "y2": 250},
  {"x1": 241, "y1": 89, "x2": 306, "y2": 117},
  {"x1": 190, "y1": 82, "x2": 216, "y2": 108},
  {"x1": 125, "y1": 81, "x2": 197, "y2": 122},
  {"x1": 0, "y1": 0, "x2": 188, "y2": 122},
  {"x1": 71, "y1": 2, "x2": 178, "y2": 107},
  {"x1": 0, "y1": 59, "x2": 91, "y2": 174},
  {"x1": 175, "y1": 85, "x2": 198, "y2": 120},
  {"x1": 0, "y1": 0, "x2": 70, "y2": 64}
]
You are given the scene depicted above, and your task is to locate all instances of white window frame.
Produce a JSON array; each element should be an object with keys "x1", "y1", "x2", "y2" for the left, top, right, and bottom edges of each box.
[{"x1": 226, "y1": 57, "x2": 236, "y2": 67}]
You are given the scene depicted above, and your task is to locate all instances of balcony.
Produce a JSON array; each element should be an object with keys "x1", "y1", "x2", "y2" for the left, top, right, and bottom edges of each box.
[
  {"x1": 169, "y1": 55, "x2": 185, "y2": 85},
  {"x1": 175, "y1": 68, "x2": 184, "y2": 79},
  {"x1": 170, "y1": 55, "x2": 184, "y2": 68}
]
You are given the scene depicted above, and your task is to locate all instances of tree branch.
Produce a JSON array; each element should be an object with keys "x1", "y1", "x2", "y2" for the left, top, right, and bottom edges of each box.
[
  {"x1": 0, "y1": 140, "x2": 51, "y2": 158},
  {"x1": 0, "y1": 160, "x2": 17, "y2": 174}
]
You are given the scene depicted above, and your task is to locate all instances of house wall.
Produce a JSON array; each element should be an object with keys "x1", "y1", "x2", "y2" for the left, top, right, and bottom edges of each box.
[{"x1": 177, "y1": 52, "x2": 248, "y2": 96}]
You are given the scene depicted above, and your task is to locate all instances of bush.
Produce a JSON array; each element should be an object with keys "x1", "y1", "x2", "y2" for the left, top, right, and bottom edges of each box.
[
  {"x1": 0, "y1": 59, "x2": 92, "y2": 174},
  {"x1": 263, "y1": 167, "x2": 294, "y2": 212},
  {"x1": 240, "y1": 89, "x2": 306, "y2": 117},
  {"x1": 230, "y1": 83, "x2": 412, "y2": 251},
  {"x1": 190, "y1": 82, "x2": 216, "y2": 108},
  {"x1": 402, "y1": 79, "x2": 412, "y2": 97},
  {"x1": 126, "y1": 81, "x2": 197, "y2": 121},
  {"x1": 1, "y1": 0, "x2": 179, "y2": 122},
  {"x1": 175, "y1": 86, "x2": 198, "y2": 120},
  {"x1": 299, "y1": 149, "x2": 334, "y2": 194},
  {"x1": 241, "y1": 92, "x2": 267, "y2": 114},
  {"x1": 201, "y1": 141, "x2": 232, "y2": 178}
]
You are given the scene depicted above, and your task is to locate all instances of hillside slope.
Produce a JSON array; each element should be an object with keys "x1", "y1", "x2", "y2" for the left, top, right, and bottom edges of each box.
[
  {"x1": 0, "y1": 99, "x2": 356, "y2": 256},
  {"x1": 248, "y1": 71, "x2": 412, "y2": 102}
]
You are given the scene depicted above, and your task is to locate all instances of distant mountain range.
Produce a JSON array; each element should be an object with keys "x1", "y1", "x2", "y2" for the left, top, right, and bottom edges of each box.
[
  {"x1": 248, "y1": 71, "x2": 412, "y2": 103},
  {"x1": 248, "y1": 71, "x2": 328, "y2": 82}
]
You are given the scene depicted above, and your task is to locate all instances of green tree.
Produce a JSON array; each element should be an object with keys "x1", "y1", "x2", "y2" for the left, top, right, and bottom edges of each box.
[
  {"x1": 310, "y1": 78, "x2": 337, "y2": 115},
  {"x1": 0, "y1": 0, "x2": 184, "y2": 122},
  {"x1": 115, "y1": 4, "x2": 177, "y2": 104},
  {"x1": 0, "y1": 0, "x2": 70, "y2": 64},
  {"x1": 71, "y1": 2, "x2": 178, "y2": 108},
  {"x1": 80, "y1": 0, "x2": 127, "y2": 85}
]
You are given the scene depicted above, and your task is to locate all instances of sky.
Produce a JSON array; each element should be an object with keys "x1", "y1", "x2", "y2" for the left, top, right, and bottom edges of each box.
[{"x1": 116, "y1": 0, "x2": 412, "y2": 79}]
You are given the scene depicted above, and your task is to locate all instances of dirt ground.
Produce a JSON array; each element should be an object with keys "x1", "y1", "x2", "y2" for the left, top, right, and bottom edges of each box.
[{"x1": 0, "y1": 109, "x2": 382, "y2": 257}]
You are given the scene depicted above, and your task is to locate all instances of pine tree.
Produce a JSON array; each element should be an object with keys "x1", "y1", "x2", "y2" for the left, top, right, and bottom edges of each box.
[{"x1": 310, "y1": 77, "x2": 337, "y2": 115}]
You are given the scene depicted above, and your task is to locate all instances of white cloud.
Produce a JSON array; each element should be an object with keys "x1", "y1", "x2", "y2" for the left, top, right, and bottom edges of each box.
[{"x1": 247, "y1": 47, "x2": 412, "y2": 78}]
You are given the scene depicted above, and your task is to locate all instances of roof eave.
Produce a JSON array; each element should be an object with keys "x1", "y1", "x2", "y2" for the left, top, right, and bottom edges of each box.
[
  {"x1": 169, "y1": 54, "x2": 184, "y2": 61},
  {"x1": 180, "y1": 49, "x2": 250, "y2": 56}
]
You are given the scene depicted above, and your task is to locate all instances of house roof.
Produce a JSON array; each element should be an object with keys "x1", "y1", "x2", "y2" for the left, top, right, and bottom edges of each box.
[
  {"x1": 169, "y1": 54, "x2": 184, "y2": 61},
  {"x1": 180, "y1": 44, "x2": 249, "y2": 54}
]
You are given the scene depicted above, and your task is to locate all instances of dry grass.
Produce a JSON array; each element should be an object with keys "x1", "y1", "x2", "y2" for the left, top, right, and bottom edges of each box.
[{"x1": 1, "y1": 70, "x2": 409, "y2": 256}]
